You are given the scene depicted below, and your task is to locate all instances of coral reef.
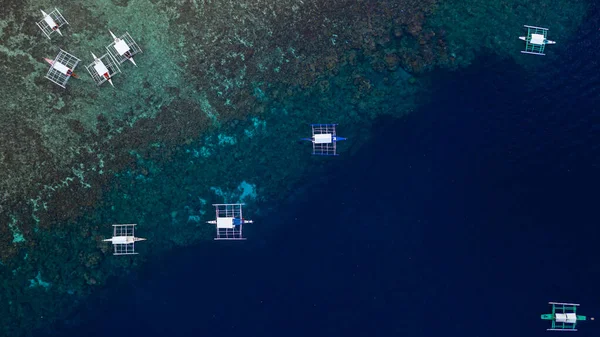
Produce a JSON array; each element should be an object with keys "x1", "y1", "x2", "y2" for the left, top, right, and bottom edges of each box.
[{"x1": 0, "y1": 0, "x2": 590, "y2": 335}]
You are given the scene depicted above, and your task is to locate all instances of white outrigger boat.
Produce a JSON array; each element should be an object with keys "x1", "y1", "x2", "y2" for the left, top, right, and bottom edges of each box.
[
  {"x1": 206, "y1": 204, "x2": 253, "y2": 240},
  {"x1": 103, "y1": 224, "x2": 146, "y2": 255},
  {"x1": 85, "y1": 52, "x2": 121, "y2": 87},
  {"x1": 36, "y1": 8, "x2": 68, "y2": 39},
  {"x1": 106, "y1": 30, "x2": 142, "y2": 67},
  {"x1": 520, "y1": 25, "x2": 556, "y2": 55},
  {"x1": 44, "y1": 49, "x2": 80, "y2": 88}
]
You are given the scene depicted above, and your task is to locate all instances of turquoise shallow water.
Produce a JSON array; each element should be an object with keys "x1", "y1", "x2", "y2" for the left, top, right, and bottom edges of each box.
[{"x1": 3, "y1": 1, "x2": 429, "y2": 334}]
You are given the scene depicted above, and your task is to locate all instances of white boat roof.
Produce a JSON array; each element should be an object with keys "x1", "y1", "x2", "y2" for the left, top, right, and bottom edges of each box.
[
  {"x1": 531, "y1": 33, "x2": 545, "y2": 45},
  {"x1": 314, "y1": 133, "x2": 332, "y2": 144},
  {"x1": 555, "y1": 313, "x2": 577, "y2": 323},
  {"x1": 52, "y1": 61, "x2": 69, "y2": 75},
  {"x1": 217, "y1": 217, "x2": 234, "y2": 229},
  {"x1": 115, "y1": 40, "x2": 130, "y2": 55},
  {"x1": 93, "y1": 60, "x2": 108, "y2": 75},
  {"x1": 111, "y1": 236, "x2": 131, "y2": 244},
  {"x1": 43, "y1": 15, "x2": 57, "y2": 27}
]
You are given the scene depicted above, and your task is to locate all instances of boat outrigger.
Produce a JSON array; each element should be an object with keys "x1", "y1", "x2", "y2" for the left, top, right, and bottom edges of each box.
[
  {"x1": 85, "y1": 52, "x2": 121, "y2": 87},
  {"x1": 106, "y1": 30, "x2": 142, "y2": 67},
  {"x1": 520, "y1": 25, "x2": 556, "y2": 55},
  {"x1": 36, "y1": 8, "x2": 68, "y2": 39},
  {"x1": 44, "y1": 49, "x2": 80, "y2": 88}
]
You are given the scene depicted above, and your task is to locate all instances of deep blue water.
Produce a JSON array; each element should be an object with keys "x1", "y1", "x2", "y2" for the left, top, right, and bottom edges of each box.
[{"x1": 37, "y1": 4, "x2": 600, "y2": 337}]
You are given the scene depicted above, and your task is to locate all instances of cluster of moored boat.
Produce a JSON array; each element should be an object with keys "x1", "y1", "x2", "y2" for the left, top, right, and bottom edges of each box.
[{"x1": 37, "y1": 8, "x2": 143, "y2": 88}]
